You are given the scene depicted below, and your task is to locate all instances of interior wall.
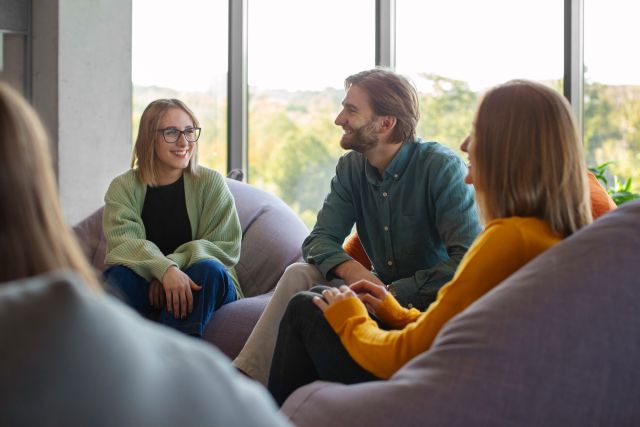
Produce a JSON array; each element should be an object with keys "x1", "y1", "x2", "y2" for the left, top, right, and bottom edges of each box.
[
  {"x1": 32, "y1": 0, "x2": 132, "y2": 225},
  {"x1": 0, "y1": 0, "x2": 29, "y2": 99},
  {"x1": 32, "y1": 0, "x2": 59, "y2": 167}
]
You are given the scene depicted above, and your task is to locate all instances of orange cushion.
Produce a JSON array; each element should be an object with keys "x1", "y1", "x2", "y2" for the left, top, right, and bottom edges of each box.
[
  {"x1": 342, "y1": 231, "x2": 372, "y2": 270},
  {"x1": 588, "y1": 172, "x2": 617, "y2": 220}
]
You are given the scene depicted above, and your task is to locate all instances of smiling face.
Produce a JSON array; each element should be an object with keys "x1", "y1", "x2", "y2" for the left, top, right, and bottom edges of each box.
[
  {"x1": 154, "y1": 107, "x2": 196, "y2": 185},
  {"x1": 334, "y1": 85, "x2": 381, "y2": 153}
]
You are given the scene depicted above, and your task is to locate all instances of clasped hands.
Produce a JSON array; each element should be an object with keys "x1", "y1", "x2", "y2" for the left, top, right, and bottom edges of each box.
[
  {"x1": 148, "y1": 266, "x2": 202, "y2": 319},
  {"x1": 313, "y1": 279, "x2": 389, "y2": 315}
]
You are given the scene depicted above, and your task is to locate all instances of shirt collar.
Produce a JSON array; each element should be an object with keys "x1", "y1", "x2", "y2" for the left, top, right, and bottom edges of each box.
[{"x1": 364, "y1": 139, "x2": 416, "y2": 185}]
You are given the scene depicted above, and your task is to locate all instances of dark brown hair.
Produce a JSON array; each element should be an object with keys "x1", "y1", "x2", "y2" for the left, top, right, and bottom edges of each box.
[{"x1": 345, "y1": 68, "x2": 419, "y2": 143}]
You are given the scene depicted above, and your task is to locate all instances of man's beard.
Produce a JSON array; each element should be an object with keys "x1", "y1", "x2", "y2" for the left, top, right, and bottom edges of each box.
[{"x1": 340, "y1": 120, "x2": 379, "y2": 153}]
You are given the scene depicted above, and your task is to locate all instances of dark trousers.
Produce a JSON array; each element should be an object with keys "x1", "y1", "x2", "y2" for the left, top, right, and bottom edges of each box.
[
  {"x1": 268, "y1": 286, "x2": 379, "y2": 406},
  {"x1": 103, "y1": 259, "x2": 236, "y2": 337}
]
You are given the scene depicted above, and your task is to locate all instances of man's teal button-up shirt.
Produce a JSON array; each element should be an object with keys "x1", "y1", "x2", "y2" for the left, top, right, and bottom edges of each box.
[{"x1": 302, "y1": 139, "x2": 481, "y2": 310}]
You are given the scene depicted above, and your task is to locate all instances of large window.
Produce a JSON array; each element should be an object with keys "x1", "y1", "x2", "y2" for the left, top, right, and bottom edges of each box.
[
  {"x1": 132, "y1": 0, "x2": 228, "y2": 172},
  {"x1": 584, "y1": 0, "x2": 640, "y2": 192},
  {"x1": 396, "y1": 0, "x2": 563, "y2": 155},
  {"x1": 130, "y1": 1, "x2": 639, "y2": 225},
  {"x1": 247, "y1": 0, "x2": 374, "y2": 227}
]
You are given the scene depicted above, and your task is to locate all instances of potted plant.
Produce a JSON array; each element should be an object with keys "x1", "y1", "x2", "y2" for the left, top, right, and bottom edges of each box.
[{"x1": 589, "y1": 162, "x2": 640, "y2": 206}]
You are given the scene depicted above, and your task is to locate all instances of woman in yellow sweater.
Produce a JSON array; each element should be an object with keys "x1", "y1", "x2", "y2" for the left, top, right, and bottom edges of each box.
[{"x1": 267, "y1": 80, "x2": 593, "y2": 405}]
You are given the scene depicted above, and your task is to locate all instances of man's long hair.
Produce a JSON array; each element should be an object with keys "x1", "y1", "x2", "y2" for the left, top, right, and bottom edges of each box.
[{"x1": 345, "y1": 69, "x2": 419, "y2": 143}]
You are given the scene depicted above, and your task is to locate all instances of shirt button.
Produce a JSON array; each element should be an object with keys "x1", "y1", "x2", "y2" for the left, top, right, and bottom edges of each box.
[
  {"x1": 384, "y1": 225, "x2": 389, "y2": 231},
  {"x1": 387, "y1": 260, "x2": 393, "y2": 266},
  {"x1": 394, "y1": 174, "x2": 399, "y2": 179},
  {"x1": 408, "y1": 303, "x2": 414, "y2": 309},
  {"x1": 382, "y1": 192, "x2": 388, "y2": 197}
]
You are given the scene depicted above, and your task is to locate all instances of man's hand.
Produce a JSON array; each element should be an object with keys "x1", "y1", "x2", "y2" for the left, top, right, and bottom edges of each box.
[
  {"x1": 332, "y1": 259, "x2": 385, "y2": 287},
  {"x1": 313, "y1": 285, "x2": 357, "y2": 313},
  {"x1": 350, "y1": 279, "x2": 388, "y2": 314},
  {"x1": 161, "y1": 266, "x2": 202, "y2": 319},
  {"x1": 148, "y1": 278, "x2": 165, "y2": 309}
]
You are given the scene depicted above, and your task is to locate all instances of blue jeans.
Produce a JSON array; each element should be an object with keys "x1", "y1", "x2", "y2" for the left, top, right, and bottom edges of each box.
[
  {"x1": 103, "y1": 259, "x2": 236, "y2": 337},
  {"x1": 267, "y1": 286, "x2": 379, "y2": 406}
]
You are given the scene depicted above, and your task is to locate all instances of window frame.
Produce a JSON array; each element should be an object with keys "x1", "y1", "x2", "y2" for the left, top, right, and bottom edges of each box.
[{"x1": 226, "y1": 0, "x2": 585, "y2": 178}]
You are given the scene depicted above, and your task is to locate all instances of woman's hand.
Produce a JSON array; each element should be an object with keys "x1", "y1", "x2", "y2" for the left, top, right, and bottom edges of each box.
[
  {"x1": 161, "y1": 266, "x2": 202, "y2": 319},
  {"x1": 350, "y1": 279, "x2": 388, "y2": 314},
  {"x1": 313, "y1": 285, "x2": 357, "y2": 313},
  {"x1": 148, "y1": 278, "x2": 165, "y2": 309}
]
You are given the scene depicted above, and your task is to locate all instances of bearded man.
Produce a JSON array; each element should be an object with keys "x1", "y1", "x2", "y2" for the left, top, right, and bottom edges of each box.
[{"x1": 234, "y1": 69, "x2": 481, "y2": 385}]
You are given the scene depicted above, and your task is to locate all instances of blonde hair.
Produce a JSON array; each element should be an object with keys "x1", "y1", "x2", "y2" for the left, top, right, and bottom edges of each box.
[
  {"x1": 0, "y1": 82, "x2": 100, "y2": 289},
  {"x1": 472, "y1": 80, "x2": 592, "y2": 237},
  {"x1": 132, "y1": 99, "x2": 200, "y2": 185},
  {"x1": 345, "y1": 69, "x2": 419, "y2": 143}
]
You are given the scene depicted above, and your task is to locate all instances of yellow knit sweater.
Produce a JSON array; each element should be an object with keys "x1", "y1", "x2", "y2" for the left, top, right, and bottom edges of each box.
[{"x1": 324, "y1": 217, "x2": 561, "y2": 379}]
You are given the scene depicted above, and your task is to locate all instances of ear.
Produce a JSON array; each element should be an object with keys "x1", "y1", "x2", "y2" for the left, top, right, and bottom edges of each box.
[{"x1": 378, "y1": 115, "x2": 397, "y2": 133}]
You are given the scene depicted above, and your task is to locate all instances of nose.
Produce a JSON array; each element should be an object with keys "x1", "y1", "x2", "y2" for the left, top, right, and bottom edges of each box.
[
  {"x1": 335, "y1": 109, "x2": 346, "y2": 126},
  {"x1": 176, "y1": 133, "x2": 189, "y2": 146},
  {"x1": 460, "y1": 136, "x2": 470, "y2": 153}
]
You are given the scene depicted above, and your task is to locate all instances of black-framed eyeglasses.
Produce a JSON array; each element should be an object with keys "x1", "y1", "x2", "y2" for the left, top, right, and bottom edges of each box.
[{"x1": 157, "y1": 127, "x2": 201, "y2": 143}]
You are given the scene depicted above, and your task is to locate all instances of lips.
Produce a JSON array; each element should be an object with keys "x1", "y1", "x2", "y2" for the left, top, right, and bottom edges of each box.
[
  {"x1": 171, "y1": 150, "x2": 190, "y2": 157},
  {"x1": 464, "y1": 164, "x2": 473, "y2": 184}
]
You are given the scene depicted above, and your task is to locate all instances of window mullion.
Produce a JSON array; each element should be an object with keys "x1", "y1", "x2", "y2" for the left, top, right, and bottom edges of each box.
[
  {"x1": 227, "y1": 0, "x2": 248, "y2": 176},
  {"x1": 564, "y1": 0, "x2": 584, "y2": 134},
  {"x1": 376, "y1": 0, "x2": 396, "y2": 69}
]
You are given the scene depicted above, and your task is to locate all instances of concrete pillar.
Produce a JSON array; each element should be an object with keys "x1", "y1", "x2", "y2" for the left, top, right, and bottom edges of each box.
[{"x1": 32, "y1": 0, "x2": 132, "y2": 224}]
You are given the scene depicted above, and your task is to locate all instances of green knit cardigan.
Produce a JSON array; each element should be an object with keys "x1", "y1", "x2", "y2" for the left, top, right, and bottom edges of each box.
[{"x1": 103, "y1": 167, "x2": 243, "y2": 296}]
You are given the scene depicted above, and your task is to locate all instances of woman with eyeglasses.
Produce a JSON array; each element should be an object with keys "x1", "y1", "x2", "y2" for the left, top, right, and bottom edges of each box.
[{"x1": 102, "y1": 99, "x2": 241, "y2": 337}]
